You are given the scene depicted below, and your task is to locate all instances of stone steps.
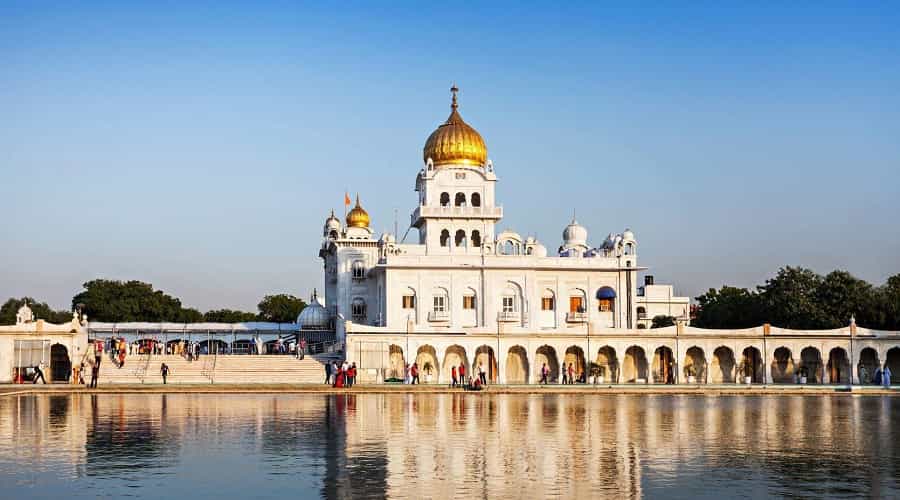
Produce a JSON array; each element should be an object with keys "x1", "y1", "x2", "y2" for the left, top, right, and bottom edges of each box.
[{"x1": 95, "y1": 354, "x2": 330, "y2": 384}]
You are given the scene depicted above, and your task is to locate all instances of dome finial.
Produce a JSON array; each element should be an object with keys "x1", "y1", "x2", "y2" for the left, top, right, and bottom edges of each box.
[{"x1": 451, "y1": 84, "x2": 459, "y2": 110}]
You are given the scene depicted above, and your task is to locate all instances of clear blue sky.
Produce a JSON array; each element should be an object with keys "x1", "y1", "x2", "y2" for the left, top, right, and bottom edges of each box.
[{"x1": 2, "y1": 1, "x2": 899, "y2": 312}]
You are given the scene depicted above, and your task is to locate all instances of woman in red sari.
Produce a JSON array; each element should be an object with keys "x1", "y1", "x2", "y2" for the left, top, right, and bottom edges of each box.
[{"x1": 334, "y1": 365, "x2": 345, "y2": 388}]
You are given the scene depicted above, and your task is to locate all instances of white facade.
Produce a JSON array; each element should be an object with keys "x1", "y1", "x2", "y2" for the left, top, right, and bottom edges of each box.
[{"x1": 318, "y1": 89, "x2": 688, "y2": 342}]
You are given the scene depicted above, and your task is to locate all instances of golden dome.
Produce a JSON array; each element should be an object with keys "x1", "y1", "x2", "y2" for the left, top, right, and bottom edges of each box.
[
  {"x1": 423, "y1": 85, "x2": 487, "y2": 167},
  {"x1": 346, "y1": 194, "x2": 370, "y2": 228}
]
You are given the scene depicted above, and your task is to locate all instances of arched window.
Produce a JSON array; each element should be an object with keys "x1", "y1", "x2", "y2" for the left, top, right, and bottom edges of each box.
[
  {"x1": 471, "y1": 193, "x2": 481, "y2": 207},
  {"x1": 541, "y1": 289, "x2": 555, "y2": 311},
  {"x1": 455, "y1": 192, "x2": 466, "y2": 207},
  {"x1": 351, "y1": 298, "x2": 367, "y2": 322},
  {"x1": 597, "y1": 287, "x2": 616, "y2": 312},
  {"x1": 351, "y1": 260, "x2": 366, "y2": 280},
  {"x1": 569, "y1": 289, "x2": 586, "y2": 313},
  {"x1": 440, "y1": 229, "x2": 450, "y2": 247},
  {"x1": 471, "y1": 230, "x2": 481, "y2": 247},
  {"x1": 431, "y1": 287, "x2": 449, "y2": 321},
  {"x1": 500, "y1": 240, "x2": 519, "y2": 255},
  {"x1": 329, "y1": 230, "x2": 338, "y2": 239},
  {"x1": 440, "y1": 192, "x2": 450, "y2": 207},
  {"x1": 637, "y1": 306, "x2": 646, "y2": 319},
  {"x1": 455, "y1": 229, "x2": 467, "y2": 247},
  {"x1": 501, "y1": 285, "x2": 520, "y2": 313},
  {"x1": 462, "y1": 290, "x2": 476, "y2": 310},
  {"x1": 402, "y1": 288, "x2": 416, "y2": 309},
  {"x1": 624, "y1": 243, "x2": 634, "y2": 255}
]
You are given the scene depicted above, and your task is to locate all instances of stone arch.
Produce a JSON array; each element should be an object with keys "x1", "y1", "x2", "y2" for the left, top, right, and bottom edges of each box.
[
  {"x1": 440, "y1": 229, "x2": 450, "y2": 247},
  {"x1": 471, "y1": 230, "x2": 481, "y2": 247},
  {"x1": 471, "y1": 192, "x2": 481, "y2": 207},
  {"x1": 415, "y1": 345, "x2": 438, "y2": 383},
  {"x1": 771, "y1": 347, "x2": 795, "y2": 383},
  {"x1": 505, "y1": 345, "x2": 529, "y2": 384},
  {"x1": 858, "y1": 347, "x2": 879, "y2": 384},
  {"x1": 50, "y1": 343, "x2": 71, "y2": 382},
  {"x1": 563, "y1": 345, "x2": 586, "y2": 383},
  {"x1": 595, "y1": 346, "x2": 618, "y2": 383},
  {"x1": 442, "y1": 345, "x2": 468, "y2": 384},
  {"x1": 652, "y1": 346, "x2": 675, "y2": 384},
  {"x1": 535, "y1": 345, "x2": 559, "y2": 383},
  {"x1": 740, "y1": 346, "x2": 764, "y2": 384},
  {"x1": 454, "y1": 192, "x2": 466, "y2": 207},
  {"x1": 827, "y1": 347, "x2": 851, "y2": 384},
  {"x1": 710, "y1": 346, "x2": 736, "y2": 383},
  {"x1": 799, "y1": 347, "x2": 823, "y2": 384},
  {"x1": 886, "y1": 347, "x2": 900, "y2": 384},
  {"x1": 683, "y1": 346, "x2": 707, "y2": 383},
  {"x1": 440, "y1": 192, "x2": 450, "y2": 206},
  {"x1": 388, "y1": 344, "x2": 405, "y2": 380},
  {"x1": 623, "y1": 346, "x2": 648, "y2": 383},
  {"x1": 472, "y1": 345, "x2": 498, "y2": 383},
  {"x1": 454, "y1": 229, "x2": 467, "y2": 247}
]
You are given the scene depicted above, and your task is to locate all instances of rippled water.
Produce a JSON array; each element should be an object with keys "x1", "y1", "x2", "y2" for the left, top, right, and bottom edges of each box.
[{"x1": 0, "y1": 393, "x2": 897, "y2": 498}]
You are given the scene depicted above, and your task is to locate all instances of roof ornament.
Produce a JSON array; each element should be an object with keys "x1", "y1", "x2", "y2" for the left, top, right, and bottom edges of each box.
[{"x1": 451, "y1": 84, "x2": 459, "y2": 110}]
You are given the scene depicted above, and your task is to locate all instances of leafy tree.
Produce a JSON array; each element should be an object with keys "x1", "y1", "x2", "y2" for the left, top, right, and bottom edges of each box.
[
  {"x1": 650, "y1": 315, "x2": 676, "y2": 328},
  {"x1": 879, "y1": 274, "x2": 900, "y2": 330},
  {"x1": 693, "y1": 286, "x2": 764, "y2": 329},
  {"x1": 72, "y1": 279, "x2": 189, "y2": 322},
  {"x1": 204, "y1": 309, "x2": 258, "y2": 323},
  {"x1": 177, "y1": 308, "x2": 204, "y2": 323},
  {"x1": 816, "y1": 270, "x2": 877, "y2": 329},
  {"x1": 757, "y1": 267, "x2": 831, "y2": 329},
  {"x1": 0, "y1": 297, "x2": 72, "y2": 325},
  {"x1": 257, "y1": 294, "x2": 306, "y2": 323}
]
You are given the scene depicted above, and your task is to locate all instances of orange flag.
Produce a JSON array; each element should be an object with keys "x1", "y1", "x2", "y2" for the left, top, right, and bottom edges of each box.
[{"x1": 344, "y1": 192, "x2": 352, "y2": 206}]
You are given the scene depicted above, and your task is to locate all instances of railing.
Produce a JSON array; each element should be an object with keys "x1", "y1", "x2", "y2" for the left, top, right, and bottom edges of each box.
[
  {"x1": 411, "y1": 205, "x2": 503, "y2": 223},
  {"x1": 566, "y1": 312, "x2": 588, "y2": 323},
  {"x1": 497, "y1": 311, "x2": 521, "y2": 322},
  {"x1": 134, "y1": 352, "x2": 152, "y2": 383},
  {"x1": 428, "y1": 311, "x2": 450, "y2": 322},
  {"x1": 638, "y1": 312, "x2": 648, "y2": 320}
]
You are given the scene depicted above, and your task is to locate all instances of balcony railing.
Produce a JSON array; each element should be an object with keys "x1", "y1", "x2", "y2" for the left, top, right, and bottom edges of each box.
[
  {"x1": 638, "y1": 312, "x2": 648, "y2": 320},
  {"x1": 497, "y1": 311, "x2": 521, "y2": 322},
  {"x1": 411, "y1": 205, "x2": 503, "y2": 224},
  {"x1": 566, "y1": 312, "x2": 588, "y2": 323},
  {"x1": 428, "y1": 311, "x2": 450, "y2": 322}
]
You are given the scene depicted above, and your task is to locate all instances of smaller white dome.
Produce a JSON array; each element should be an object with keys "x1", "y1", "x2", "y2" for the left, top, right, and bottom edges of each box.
[
  {"x1": 563, "y1": 219, "x2": 588, "y2": 247},
  {"x1": 531, "y1": 243, "x2": 548, "y2": 257},
  {"x1": 298, "y1": 290, "x2": 329, "y2": 330},
  {"x1": 623, "y1": 228, "x2": 635, "y2": 241},
  {"x1": 323, "y1": 210, "x2": 341, "y2": 238}
]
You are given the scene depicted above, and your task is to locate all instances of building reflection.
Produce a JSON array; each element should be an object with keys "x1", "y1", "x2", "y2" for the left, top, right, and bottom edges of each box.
[{"x1": 0, "y1": 393, "x2": 896, "y2": 497}]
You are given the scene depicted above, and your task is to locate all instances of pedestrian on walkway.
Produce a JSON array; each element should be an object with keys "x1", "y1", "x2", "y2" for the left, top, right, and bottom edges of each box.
[
  {"x1": 90, "y1": 357, "x2": 100, "y2": 388},
  {"x1": 161, "y1": 363, "x2": 169, "y2": 384},
  {"x1": 540, "y1": 363, "x2": 549, "y2": 385},
  {"x1": 299, "y1": 339, "x2": 307, "y2": 360},
  {"x1": 884, "y1": 364, "x2": 893, "y2": 388},
  {"x1": 567, "y1": 363, "x2": 575, "y2": 385},
  {"x1": 451, "y1": 365, "x2": 458, "y2": 388},
  {"x1": 411, "y1": 363, "x2": 419, "y2": 384},
  {"x1": 458, "y1": 362, "x2": 466, "y2": 386},
  {"x1": 478, "y1": 362, "x2": 487, "y2": 385}
]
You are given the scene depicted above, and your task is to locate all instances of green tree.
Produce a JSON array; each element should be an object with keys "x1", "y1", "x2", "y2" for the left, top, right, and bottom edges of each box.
[
  {"x1": 757, "y1": 267, "x2": 831, "y2": 329},
  {"x1": 879, "y1": 274, "x2": 900, "y2": 330},
  {"x1": 204, "y1": 309, "x2": 258, "y2": 322},
  {"x1": 650, "y1": 315, "x2": 676, "y2": 328},
  {"x1": 693, "y1": 286, "x2": 764, "y2": 329},
  {"x1": 257, "y1": 294, "x2": 306, "y2": 323},
  {"x1": 72, "y1": 279, "x2": 188, "y2": 322},
  {"x1": 0, "y1": 297, "x2": 72, "y2": 325},
  {"x1": 816, "y1": 270, "x2": 877, "y2": 328}
]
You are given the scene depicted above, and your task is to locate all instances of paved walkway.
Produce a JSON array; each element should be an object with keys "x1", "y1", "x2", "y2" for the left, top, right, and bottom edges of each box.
[{"x1": 1, "y1": 383, "x2": 897, "y2": 396}]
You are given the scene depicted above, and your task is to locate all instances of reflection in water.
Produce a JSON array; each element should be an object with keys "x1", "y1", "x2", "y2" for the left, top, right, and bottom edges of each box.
[{"x1": 0, "y1": 394, "x2": 897, "y2": 498}]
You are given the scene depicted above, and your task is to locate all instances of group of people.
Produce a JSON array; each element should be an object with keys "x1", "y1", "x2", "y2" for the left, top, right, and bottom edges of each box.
[
  {"x1": 862, "y1": 364, "x2": 894, "y2": 388},
  {"x1": 325, "y1": 360, "x2": 357, "y2": 388},
  {"x1": 538, "y1": 362, "x2": 583, "y2": 385}
]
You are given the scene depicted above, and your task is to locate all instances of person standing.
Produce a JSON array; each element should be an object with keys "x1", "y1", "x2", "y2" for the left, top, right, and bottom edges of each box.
[
  {"x1": 32, "y1": 364, "x2": 47, "y2": 384},
  {"x1": 540, "y1": 363, "x2": 549, "y2": 385},
  {"x1": 299, "y1": 339, "x2": 307, "y2": 360},
  {"x1": 567, "y1": 363, "x2": 575, "y2": 385},
  {"x1": 451, "y1": 365, "x2": 458, "y2": 388},
  {"x1": 411, "y1": 363, "x2": 419, "y2": 384},
  {"x1": 478, "y1": 362, "x2": 487, "y2": 385},
  {"x1": 160, "y1": 363, "x2": 169, "y2": 385},
  {"x1": 561, "y1": 364, "x2": 568, "y2": 385},
  {"x1": 884, "y1": 364, "x2": 893, "y2": 388},
  {"x1": 90, "y1": 357, "x2": 100, "y2": 388},
  {"x1": 324, "y1": 360, "x2": 332, "y2": 384},
  {"x1": 458, "y1": 362, "x2": 466, "y2": 386}
]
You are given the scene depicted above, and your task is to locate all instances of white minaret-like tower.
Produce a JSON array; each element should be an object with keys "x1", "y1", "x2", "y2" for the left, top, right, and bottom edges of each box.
[{"x1": 412, "y1": 86, "x2": 502, "y2": 253}]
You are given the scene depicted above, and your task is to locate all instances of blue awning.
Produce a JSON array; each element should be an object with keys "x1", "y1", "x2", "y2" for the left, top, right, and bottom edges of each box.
[{"x1": 596, "y1": 287, "x2": 616, "y2": 299}]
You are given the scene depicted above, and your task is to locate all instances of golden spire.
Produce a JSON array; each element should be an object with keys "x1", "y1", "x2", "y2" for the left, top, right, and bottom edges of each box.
[
  {"x1": 423, "y1": 85, "x2": 488, "y2": 167},
  {"x1": 346, "y1": 193, "x2": 370, "y2": 228}
]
